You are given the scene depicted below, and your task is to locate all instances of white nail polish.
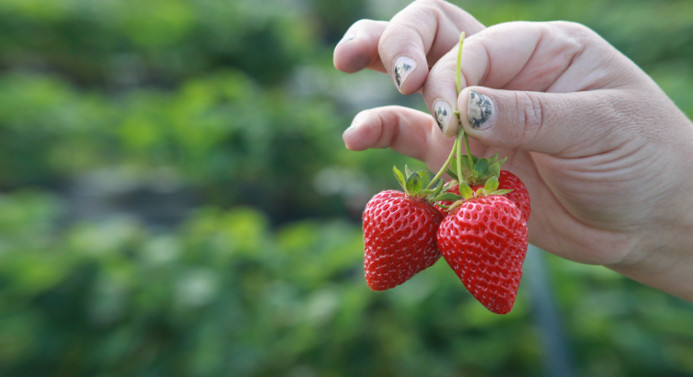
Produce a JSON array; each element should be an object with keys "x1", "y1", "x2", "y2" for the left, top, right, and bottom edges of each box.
[
  {"x1": 468, "y1": 91, "x2": 496, "y2": 130},
  {"x1": 433, "y1": 99, "x2": 454, "y2": 134},
  {"x1": 393, "y1": 56, "x2": 417, "y2": 89}
]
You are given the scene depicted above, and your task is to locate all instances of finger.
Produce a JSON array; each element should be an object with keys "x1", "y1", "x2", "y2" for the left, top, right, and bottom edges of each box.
[
  {"x1": 457, "y1": 86, "x2": 633, "y2": 157},
  {"x1": 333, "y1": 19, "x2": 388, "y2": 73},
  {"x1": 377, "y1": 0, "x2": 485, "y2": 94},
  {"x1": 424, "y1": 21, "x2": 595, "y2": 136},
  {"x1": 423, "y1": 47, "x2": 462, "y2": 137},
  {"x1": 343, "y1": 106, "x2": 453, "y2": 168}
]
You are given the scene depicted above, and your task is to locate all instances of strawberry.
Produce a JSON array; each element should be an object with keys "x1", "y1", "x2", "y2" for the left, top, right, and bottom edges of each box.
[
  {"x1": 437, "y1": 195, "x2": 528, "y2": 314},
  {"x1": 363, "y1": 189, "x2": 443, "y2": 290},
  {"x1": 436, "y1": 170, "x2": 530, "y2": 221},
  {"x1": 491, "y1": 170, "x2": 531, "y2": 221}
]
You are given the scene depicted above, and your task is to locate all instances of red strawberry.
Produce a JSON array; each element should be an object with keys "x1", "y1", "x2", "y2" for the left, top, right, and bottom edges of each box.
[
  {"x1": 436, "y1": 170, "x2": 530, "y2": 221},
  {"x1": 437, "y1": 195, "x2": 528, "y2": 314},
  {"x1": 363, "y1": 190, "x2": 444, "y2": 290},
  {"x1": 491, "y1": 170, "x2": 531, "y2": 221}
]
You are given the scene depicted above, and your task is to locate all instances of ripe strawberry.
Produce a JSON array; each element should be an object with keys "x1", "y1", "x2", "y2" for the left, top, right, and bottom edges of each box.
[
  {"x1": 491, "y1": 170, "x2": 531, "y2": 221},
  {"x1": 436, "y1": 170, "x2": 530, "y2": 221},
  {"x1": 363, "y1": 190, "x2": 444, "y2": 290},
  {"x1": 437, "y1": 195, "x2": 528, "y2": 314}
]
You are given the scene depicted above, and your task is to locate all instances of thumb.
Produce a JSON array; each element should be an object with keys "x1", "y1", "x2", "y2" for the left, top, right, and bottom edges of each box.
[{"x1": 457, "y1": 86, "x2": 621, "y2": 156}]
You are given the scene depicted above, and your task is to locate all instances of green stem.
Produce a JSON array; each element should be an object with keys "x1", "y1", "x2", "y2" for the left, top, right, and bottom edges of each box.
[
  {"x1": 455, "y1": 32, "x2": 474, "y2": 183},
  {"x1": 456, "y1": 129, "x2": 464, "y2": 185},
  {"x1": 425, "y1": 136, "x2": 459, "y2": 191},
  {"x1": 463, "y1": 133, "x2": 474, "y2": 173},
  {"x1": 456, "y1": 32, "x2": 465, "y2": 95},
  {"x1": 424, "y1": 31, "x2": 472, "y2": 192}
]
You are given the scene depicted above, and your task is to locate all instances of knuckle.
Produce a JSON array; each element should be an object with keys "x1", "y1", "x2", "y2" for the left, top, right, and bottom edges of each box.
[
  {"x1": 548, "y1": 20, "x2": 595, "y2": 48},
  {"x1": 513, "y1": 91, "x2": 545, "y2": 138},
  {"x1": 547, "y1": 20, "x2": 589, "y2": 36},
  {"x1": 413, "y1": 0, "x2": 447, "y2": 10}
]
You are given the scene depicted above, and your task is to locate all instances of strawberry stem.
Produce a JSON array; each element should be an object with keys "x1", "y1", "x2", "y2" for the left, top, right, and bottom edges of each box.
[
  {"x1": 424, "y1": 32, "x2": 469, "y2": 192},
  {"x1": 425, "y1": 136, "x2": 458, "y2": 191},
  {"x1": 423, "y1": 32, "x2": 479, "y2": 193},
  {"x1": 456, "y1": 32, "x2": 464, "y2": 95},
  {"x1": 463, "y1": 133, "x2": 474, "y2": 173},
  {"x1": 456, "y1": 129, "x2": 464, "y2": 184},
  {"x1": 454, "y1": 32, "x2": 476, "y2": 184}
]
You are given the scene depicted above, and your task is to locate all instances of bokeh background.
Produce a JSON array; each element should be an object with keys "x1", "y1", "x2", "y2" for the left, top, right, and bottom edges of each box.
[{"x1": 1, "y1": 0, "x2": 693, "y2": 376}]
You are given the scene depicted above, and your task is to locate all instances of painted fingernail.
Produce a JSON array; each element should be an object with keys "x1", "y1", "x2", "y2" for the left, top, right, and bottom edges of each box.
[
  {"x1": 338, "y1": 33, "x2": 356, "y2": 44},
  {"x1": 468, "y1": 91, "x2": 496, "y2": 130},
  {"x1": 433, "y1": 99, "x2": 455, "y2": 134},
  {"x1": 393, "y1": 56, "x2": 417, "y2": 89}
]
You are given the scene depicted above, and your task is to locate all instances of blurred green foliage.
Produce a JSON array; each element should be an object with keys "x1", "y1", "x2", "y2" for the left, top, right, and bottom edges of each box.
[{"x1": 1, "y1": 0, "x2": 693, "y2": 376}]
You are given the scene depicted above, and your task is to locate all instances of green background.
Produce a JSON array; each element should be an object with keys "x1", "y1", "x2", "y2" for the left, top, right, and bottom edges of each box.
[{"x1": 1, "y1": 0, "x2": 693, "y2": 376}]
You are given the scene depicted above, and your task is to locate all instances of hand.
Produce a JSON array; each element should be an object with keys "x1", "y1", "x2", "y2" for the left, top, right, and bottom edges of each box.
[{"x1": 334, "y1": 0, "x2": 693, "y2": 300}]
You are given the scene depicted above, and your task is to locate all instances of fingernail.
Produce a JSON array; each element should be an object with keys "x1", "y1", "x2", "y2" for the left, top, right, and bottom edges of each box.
[
  {"x1": 433, "y1": 99, "x2": 455, "y2": 135},
  {"x1": 338, "y1": 33, "x2": 356, "y2": 44},
  {"x1": 468, "y1": 91, "x2": 496, "y2": 130},
  {"x1": 393, "y1": 56, "x2": 417, "y2": 90},
  {"x1": 345, "y1": 114, "x2": 366, "y2": 135},
  {"x1": 344, "y1": 120, "x2": 359, "y2": 137}
]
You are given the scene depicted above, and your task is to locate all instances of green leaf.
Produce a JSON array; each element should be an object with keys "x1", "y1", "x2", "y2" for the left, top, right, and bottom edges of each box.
[
  {"x1": 435, "y1": 192, "x2": 462, "y2": 202},
  {"x1": 406, "y1": 171, "x2": 423, "y2": 195},
  {"x1": 442, "y1": 180, "x2": 458, "y2": 191},
  {"x1": 417, "y1": 169, "x2": 431, "y2": 190},
  {"x1": 459, "y1": 182, "x2": 474, "y2": 199},
  {"x1": 492, "y1": 189, "x2": 513, "y2": 196},
  {"x1": 427, "y1": 177, "x2": 443, "y2": 195},
  {"x1": 474, "y1": 158, "x2": 489, "y2": 177},
  {"x1": 488, "y1": 163, "x2": 501, "y2": 179},
  {"x1": 488, "y1": 153, "x2": 501, "y2": 165},
  {"x1": 460, "y1": 155, "x2": 476, "y2": 177},
  {"x1": 484, "y1": 176, "x2": 499, "y2": 193},
  {"x1": 393, "y1": 165, "x2": 406, "y2": 189},
  {"x1": 488, "y1": 154, "x2": 504, "y2": 178},
  {"x1": 404, "y1": 164, "x2": 414, "y2": 179}
]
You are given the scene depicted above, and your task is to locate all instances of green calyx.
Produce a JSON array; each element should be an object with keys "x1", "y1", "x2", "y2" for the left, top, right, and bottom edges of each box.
[
  {"x1": 393, "y1": 165, "x2": 442, "y2": 201},
  {"x1": 446, "y1": 153, "x2": 507, "y2": 187},
  {"x1": 443, "y1": 175, "x2": 514, "y2": 211}
]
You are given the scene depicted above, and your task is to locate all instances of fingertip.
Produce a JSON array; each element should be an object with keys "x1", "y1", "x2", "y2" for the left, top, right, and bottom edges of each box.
[
  {"x1": 333, "y1": 35, "x2": 371, "y2": 73},
  {"x1": 333, "y1": 20, "x2": 389, "y2": 74},
  {"x1": 421, "y1": 47, "x2": 465, "y2": 136},
  {"x1": 342, "y1": 113, "x2": 375, "y2": 151},
  {"x1": 338, "y1": 33, "x2": 357, "y2": 45},
  {"x1": 342, "y1": 125, "x2": 363, "y2": 150}
]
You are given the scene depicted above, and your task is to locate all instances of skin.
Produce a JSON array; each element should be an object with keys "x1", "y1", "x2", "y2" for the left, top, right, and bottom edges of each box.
[{"x1": 333, "y1": 0, "x2": 693, "y2": 301}]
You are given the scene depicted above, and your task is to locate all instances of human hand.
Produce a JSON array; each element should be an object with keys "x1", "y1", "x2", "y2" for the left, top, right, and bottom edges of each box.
[{"x1": 334, "y1": 0, "x2": 693, "y2": 300}]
